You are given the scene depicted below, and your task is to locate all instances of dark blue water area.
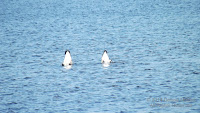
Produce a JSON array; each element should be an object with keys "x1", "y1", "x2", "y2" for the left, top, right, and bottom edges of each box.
[{"x1": 0, "y1": 0, "x2": 200, "y2": 112}]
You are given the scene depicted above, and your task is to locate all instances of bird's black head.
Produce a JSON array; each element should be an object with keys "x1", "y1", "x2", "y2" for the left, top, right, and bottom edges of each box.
[
  {"x1": 104, "y1": 50, "x2": 107, "y2": 53},
  {"x1": 65, "y1": 50, "x2": 70, "y2": 54}
]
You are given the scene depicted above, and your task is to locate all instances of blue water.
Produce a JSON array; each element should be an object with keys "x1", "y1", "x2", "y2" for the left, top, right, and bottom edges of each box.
[{"x1": 0, "y1": 0, "x2": 200, "y2": 112}]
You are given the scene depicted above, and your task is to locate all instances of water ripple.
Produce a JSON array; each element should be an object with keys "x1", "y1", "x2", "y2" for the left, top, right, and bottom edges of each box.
[{"x1": 0, "y1": 0, "x2": 200, "y2": 112}]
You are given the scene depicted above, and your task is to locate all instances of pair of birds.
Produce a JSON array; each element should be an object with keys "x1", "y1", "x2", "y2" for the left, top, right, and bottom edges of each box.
[{"x1": 62, "y1": 50, "x2": 112, "y2": 66}]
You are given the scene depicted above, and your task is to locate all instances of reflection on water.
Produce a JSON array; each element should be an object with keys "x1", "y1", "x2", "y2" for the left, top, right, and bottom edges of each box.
[
  {"x1": 63, "y1": 65, "x2": 72, "y2": 70},
  {"x1": 102, "y1": 63, "x2": 110, "y2": 68}
]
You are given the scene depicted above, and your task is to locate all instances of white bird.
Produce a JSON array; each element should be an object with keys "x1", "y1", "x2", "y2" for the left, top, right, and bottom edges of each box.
[
  {"x1": 62, "y1": 50, "x2": 73, "y2": 66},
  {"x1": 101, "y1": 50, "x2": 112, "y2": 64}
]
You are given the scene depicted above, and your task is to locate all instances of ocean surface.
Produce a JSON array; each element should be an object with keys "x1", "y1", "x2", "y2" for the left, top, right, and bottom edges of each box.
[{"x1": 0, "y1": 0, "x2": 200, "y2": 112}]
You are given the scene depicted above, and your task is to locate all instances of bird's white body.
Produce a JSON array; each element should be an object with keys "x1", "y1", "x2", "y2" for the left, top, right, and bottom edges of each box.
[
  {"x1": 101, "y1": 50, "x2": 111, "y2": 64},
  {"x1": 62, "y1": 50, "x2": 73, "y2": 66}
]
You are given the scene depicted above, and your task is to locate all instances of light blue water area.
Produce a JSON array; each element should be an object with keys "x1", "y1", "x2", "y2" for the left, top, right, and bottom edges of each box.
[{"x1": 0, "y1": 0, "x2": 200, "y2": 112}]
